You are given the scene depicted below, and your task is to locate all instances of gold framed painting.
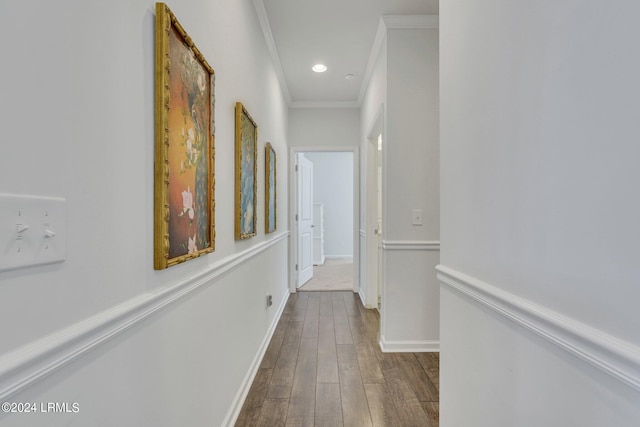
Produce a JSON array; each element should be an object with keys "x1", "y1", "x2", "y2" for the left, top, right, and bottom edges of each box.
[
  {"x1": 154, "y1": 2, "x2": 215, "y2": 270},
  {"x1": 235, "y1": 102, "x2": 257, "y2": 240},
  {"x1": 265, "y1": 142, "x2": 276, "y2": 234}
]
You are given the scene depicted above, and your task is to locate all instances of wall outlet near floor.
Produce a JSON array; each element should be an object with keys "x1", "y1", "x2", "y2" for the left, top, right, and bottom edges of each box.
[
  {"x1": 412, "y1": 209, "x2": 423, "y2": 226},
  {"x1": 266, "y1": 294, "x2": 273, "y2": 307}
]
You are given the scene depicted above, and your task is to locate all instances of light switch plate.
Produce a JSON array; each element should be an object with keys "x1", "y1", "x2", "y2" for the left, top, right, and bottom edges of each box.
[
  {"x1": 412, "y1": 209, "x2": 423, "y2": 226},
  {"x1": 0, "y1": 193, "x2": 66, "y2": 272}
]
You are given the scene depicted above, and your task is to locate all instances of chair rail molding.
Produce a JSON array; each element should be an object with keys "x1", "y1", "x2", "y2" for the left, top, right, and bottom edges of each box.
[
  {"x1": 0, "y1": 232, "x2": 290, "y2": 402},
  {"x1": 437, "y1": 264, "x2": 640, "y2": 392},
  {"x1": 382, "y1": 240, "x2": 440, "y2": 251}
]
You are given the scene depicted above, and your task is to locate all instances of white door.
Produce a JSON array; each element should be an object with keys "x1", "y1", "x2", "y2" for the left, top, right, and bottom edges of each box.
[
  {"x1": 366, "y1": 133, "x2": 383, "y2": 309},
  {"x1": 376, "y1": 134, "x2": 383, "y2": 309},
  {"x1": 297, "y1": 154, "x2": 314, "y2": 288}
]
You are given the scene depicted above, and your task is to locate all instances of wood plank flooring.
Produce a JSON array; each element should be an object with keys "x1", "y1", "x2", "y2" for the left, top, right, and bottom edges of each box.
[{"x1": 235, "y1": 291, "x2": 439, "y2": 427}]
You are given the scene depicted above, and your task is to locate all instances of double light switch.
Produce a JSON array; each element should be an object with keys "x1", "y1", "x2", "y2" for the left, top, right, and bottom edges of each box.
[{"x1": 0, "y1": 193, "x2": 66, "y2": 272}]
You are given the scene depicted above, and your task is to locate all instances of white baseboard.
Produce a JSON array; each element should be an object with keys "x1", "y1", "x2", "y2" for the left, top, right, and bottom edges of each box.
[
  {"x1": 379, "y1": 335, "x2": 440, "y2": 353},
  {"x1": 437, "y1": 264, "x2": 640, "y2": 392},
  {"x1": 324, "y1": 255, "x2": 354, "y2": 260},
  {"x1": 358, "y1": 288, "x2": 367, "y2": 308},
  {"x1": 223, "y1": 291, "x2": 290, "y2": 427}
]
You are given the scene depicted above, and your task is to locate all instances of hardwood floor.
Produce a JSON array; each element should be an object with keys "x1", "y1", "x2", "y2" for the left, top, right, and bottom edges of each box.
[{"x1": 235, "y1": 291, "x2": 439, "y2": 427}]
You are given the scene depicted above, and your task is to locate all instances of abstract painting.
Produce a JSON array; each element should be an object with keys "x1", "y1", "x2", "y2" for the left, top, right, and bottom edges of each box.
[
  {"x1": 235, "y1": 102, "x2": 257, "y2": 240},
  {"x1": 265, "y1": 142, "x2": 276, "y2": 233},
  {"x1": 154, "y1": 3, "x2": 215, "y2": 269}
]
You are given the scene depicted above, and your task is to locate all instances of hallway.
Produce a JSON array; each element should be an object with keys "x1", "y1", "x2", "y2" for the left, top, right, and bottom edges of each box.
[{"x1": 235, "y1": 291, "x2": 439, "y2": 426}]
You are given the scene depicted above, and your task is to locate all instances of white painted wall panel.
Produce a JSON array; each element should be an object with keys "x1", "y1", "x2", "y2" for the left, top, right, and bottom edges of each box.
[
  {"x1": 382, "y1": 249, "x2": 439, "y2": 349},
  {"x1": 361, "y1": 25, "x2": 440, "y2": 348},
  {"x1": 441, "y1": 0, "x2": 640, "y2": 425},
  {"x1": 441, "y1": 0, "x2": 640, "y2": 343},
  {"x1": 386, "y1": 28, "x2": 440, "y2": 242},
  {"x1": 441, "y1": 285, "x2": 640, "y2": 427},
  {"x1": 0, "y1": 0, "x2": 289, "y2": 425},
  {"x1": 288, "y1": 108, "x2": 360, "y2": 148}
]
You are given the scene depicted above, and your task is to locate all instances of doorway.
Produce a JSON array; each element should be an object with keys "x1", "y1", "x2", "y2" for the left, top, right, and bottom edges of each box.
[
  {"x1": 364, "y1": 106, "x2": 384, "y2": 310},
  {"x1": 296, "y1": 153, "x2": 314, "y2": 288},
  {"x1": 289, "y1": 147, "x2": 359, "y2": 294}
]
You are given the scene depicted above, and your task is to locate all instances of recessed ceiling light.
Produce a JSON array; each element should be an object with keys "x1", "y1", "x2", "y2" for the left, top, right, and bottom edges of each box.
[
  {"x1": 312, "y1": 64, "x2": 327, "y2": 73},
  {"x1": 345, "y1": 73, "x2": 356, "y2": 80}
]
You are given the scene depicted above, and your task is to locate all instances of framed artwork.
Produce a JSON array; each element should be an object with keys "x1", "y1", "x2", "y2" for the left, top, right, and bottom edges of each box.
[
  {"x1": 265, "y1": 142, "x2": 277, "y2": 234},
  {"x1": 234, "y1": 102, "x2": 257, "y2": 240},
  {"x1": 154, "y1": 2, "x2": 215, "y2": 270}
]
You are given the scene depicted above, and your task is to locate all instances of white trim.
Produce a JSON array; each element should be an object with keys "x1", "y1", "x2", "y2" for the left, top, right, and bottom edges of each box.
[
  {"x1": 290, "y1": 101, "x2": 359, "y2": 109},
  {"x1": 289, "y1": 147, "x2": 360, "y2": 295},
  {"x1": 382, "y1": 15, "x2": 439, "y2": 29},
  {"x1": 0, "y1": 232, "x2": 289, "y2": 402},
  {"x1": 363, "y1": 104, "x2": 385, "y2": 311},
  {"x1": 357, "y1": 18, "x2": 387, "y2": 105},
  {"x1": 379, "y1": 335, "x2": 440, "y2": 353},
  {"x1": 358, "y1": 288, "x2": 367, "y2": 308},
  {"x1": 436, "y1": 265, "x2": 640, "y2": 392},
  {"x1": 223, "y1": 291, "x2": 290, "y2": 427},
  {"x1": 252, "y1": 0, "x2": 292, "y2": 104},
  {"x1": 324, "y1": 255, "x2": 354, "y2": 260},
  {"x1": 251, "y1": 5, "x2": 439, "y2": 107},
  {"x1": 382, "y1": 240, "x2": 440, "y2": 251},
  {"x1": 358, "y1": 15, "x2": 439, "y2": 105},
  {"x1": 289, "y1": 146, "x2": 358, "y2": 153}
]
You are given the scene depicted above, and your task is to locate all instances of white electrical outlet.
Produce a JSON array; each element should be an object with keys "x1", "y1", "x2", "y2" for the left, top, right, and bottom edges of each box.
[
  {"x1": 412, "y1": 209, "x2": 423, "y2": 226},
  {"x1": 0, "y1": 194, "x2": 67, "y2": 272}
]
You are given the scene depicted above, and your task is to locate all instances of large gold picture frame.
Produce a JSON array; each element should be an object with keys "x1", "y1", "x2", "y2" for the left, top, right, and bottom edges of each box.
[
  {"x1": 235, "y1": 102, "x2": 257, "y2": 240},
  {"x1": 154, "y1": 3, "x2": 215, "y2": 269},
  {"x1": 265, "y1": 142, "x2": 276, "y2": 234}
]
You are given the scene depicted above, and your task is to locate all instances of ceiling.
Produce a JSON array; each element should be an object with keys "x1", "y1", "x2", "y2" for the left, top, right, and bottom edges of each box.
[{"x1": 255, "y1": 0, "x2": 439, "y2": 107}]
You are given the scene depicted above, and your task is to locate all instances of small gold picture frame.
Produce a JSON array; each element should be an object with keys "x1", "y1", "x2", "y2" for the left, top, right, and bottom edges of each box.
[
  {"x1": 234, "y1": 102, "x2": 258, "y2": 240},
  {"x1": 265, "y1": 142, "x2": 277, "y2": 234},
  {"x1": 154, "y1": 3, "x2": 215, "y2": 269}
]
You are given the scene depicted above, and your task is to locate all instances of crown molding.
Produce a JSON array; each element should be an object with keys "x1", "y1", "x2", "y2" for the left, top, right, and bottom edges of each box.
[
  {"x1": 357, "y1": 17, "x2": 387, "y2": 105},
  {"x1": 357, "y1": 15, "x2": 439, "y2": 105},
  {"x1": 252, "y1": 0, "x2": 292, "y2": 104},
  {"x1": 290, "y1": 101, "x2": 360, "y2": 109},
  {"x1": 382, "y1": 15, "x2": 439, "y2": 29},
  {"x1": 253, "y1": 4, "x2": 438, "y2": 108}
]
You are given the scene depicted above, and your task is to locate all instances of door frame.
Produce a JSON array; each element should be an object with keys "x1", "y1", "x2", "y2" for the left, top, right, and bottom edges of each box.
[
  {"x1": 289, "y1": 146, "x2": 360, "y2": 294},
  {"x1": 296, "y1": 153, "x2": 314, "y2": 288},
  {"x1": 364, "y1": 104, "x2": 385, "y2": 310}
]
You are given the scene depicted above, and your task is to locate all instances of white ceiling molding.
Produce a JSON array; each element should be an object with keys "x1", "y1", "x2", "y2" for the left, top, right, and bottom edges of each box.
[
  {"x1": 252, "y1": 0, "x2": 292, "y2": 104},
  {"x1": 357, "y1": 15, "x2": 439, "y2": 105},
  {"x1": 290, "y1": 101, "x2": 360, "y2": 109},
  {"x1": 382, "y1": 15, "x2": 439, "y2": 29},
  {"x1": 252, "y1": 4, "x2": 438, "y2": 108},
  {"x1": 356, "y1": 17, "x2": 387, "y2": 106}
]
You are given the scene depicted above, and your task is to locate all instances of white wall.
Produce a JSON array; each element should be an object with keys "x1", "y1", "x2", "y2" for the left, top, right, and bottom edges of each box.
[
  {"x1": 287, "y1": 108, "x2": 359, "y2": 258},
  {"x1": 288, "y1": 107, "x2": 360, "y2": 148},
  {"x1": 384, "y1": 27, "x2": 440, "y2": 349},
  {"x1": 386, "y1": 28, "x2": 440, "y2": 242},
  {"x1": 305, "y1": 152, "x2": 354, "y2": 258},
  {"x1": 360, "y1": 21, "x2": 440, "y2": 350},
  {"x1": 440, "y1": 1, "x2": 640, "y2": 425},
  {"x1": 287, "y1": 107, "x2": 360, "y2": 292},
  {"x1": 0, "y1": 1, "x2": 289, "y2": 426}
]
